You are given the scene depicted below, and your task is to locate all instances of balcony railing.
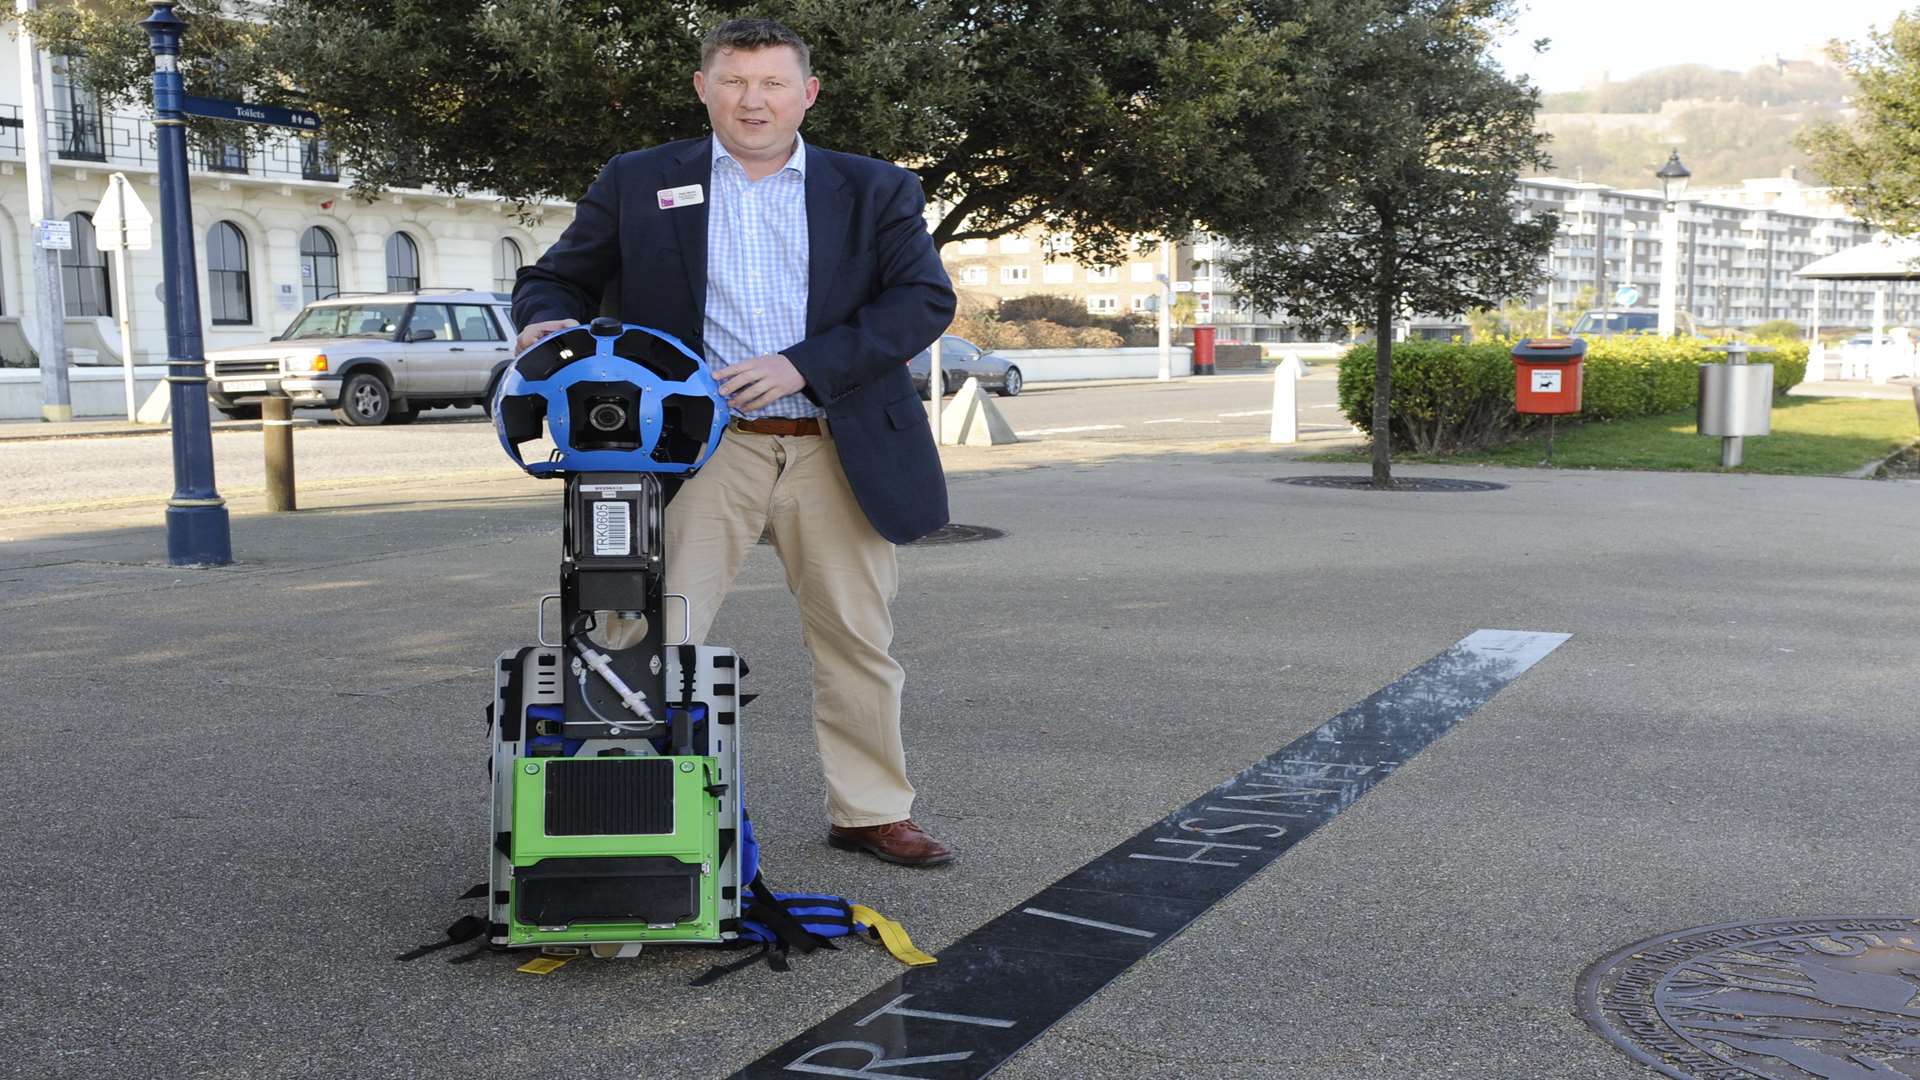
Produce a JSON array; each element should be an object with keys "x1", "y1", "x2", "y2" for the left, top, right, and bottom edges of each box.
[{"x1": 2, "y1": 105, "x2": 351, "y2": 187}]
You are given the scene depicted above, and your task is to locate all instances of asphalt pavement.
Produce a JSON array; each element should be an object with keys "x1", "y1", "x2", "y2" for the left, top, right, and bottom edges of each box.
[{"x1": 3, "y1": 397, "x2": 1917, "y2": 1080}]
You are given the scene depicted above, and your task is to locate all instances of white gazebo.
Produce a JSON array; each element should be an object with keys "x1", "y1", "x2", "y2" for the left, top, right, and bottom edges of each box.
[{"x1": 1795, "y1": 237, "x2": 1920, "y2": 383}]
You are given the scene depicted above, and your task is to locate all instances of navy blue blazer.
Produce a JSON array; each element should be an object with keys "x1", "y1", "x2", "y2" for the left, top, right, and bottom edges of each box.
[{"x1": 513, "y1": 135, "x2": 955, "y2": 544}]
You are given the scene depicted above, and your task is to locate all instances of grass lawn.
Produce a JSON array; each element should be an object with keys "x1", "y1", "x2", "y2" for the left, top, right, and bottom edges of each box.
[{"x1": 1307, "y1": 396, "x2": 1920, "y2": 476}]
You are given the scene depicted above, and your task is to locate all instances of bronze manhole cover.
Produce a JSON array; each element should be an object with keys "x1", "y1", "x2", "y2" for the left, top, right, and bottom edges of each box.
[
  {"x1": 1577, "y1": 916, "x2": 1920, "y2": 1079},
  {"x1": 1274, "y1": 475, "x2": 1507, "y2": 492},
  {"x1": 760, "y1": 524, "x2": 1005, "y2": 546}
]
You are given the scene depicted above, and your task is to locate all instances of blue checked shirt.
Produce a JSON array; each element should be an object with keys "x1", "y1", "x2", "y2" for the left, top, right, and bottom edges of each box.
[{"x1": 704, "y1": 135, "x2": 819, "y2": 419}]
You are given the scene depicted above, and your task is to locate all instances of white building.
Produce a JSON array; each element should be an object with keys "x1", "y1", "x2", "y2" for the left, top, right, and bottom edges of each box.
[
  {"x1": 1516, "y1": 175, "x2": 1906, "y2": 332},
  {"x1": 1, "y1": 44, "x2": 570, "y2": 380}
]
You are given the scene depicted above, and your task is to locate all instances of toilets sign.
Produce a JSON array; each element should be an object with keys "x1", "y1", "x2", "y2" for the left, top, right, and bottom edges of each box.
[{"x1": 179, "y1": 94, "x2": 321, "y2": 131}]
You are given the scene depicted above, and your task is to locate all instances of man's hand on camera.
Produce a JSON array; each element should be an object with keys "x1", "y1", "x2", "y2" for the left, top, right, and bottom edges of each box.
[
  {"x1": 515, "y1": 319, "x2": 579, "y2": 352},
  {"x1": 718, "y1": 353, "x2": 806, "y2": 414}
]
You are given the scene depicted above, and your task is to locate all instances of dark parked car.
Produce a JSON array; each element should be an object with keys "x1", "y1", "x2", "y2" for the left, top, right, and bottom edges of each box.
[{"x1": 908, "y1": 334, "x2": 1023, "y2": 399}]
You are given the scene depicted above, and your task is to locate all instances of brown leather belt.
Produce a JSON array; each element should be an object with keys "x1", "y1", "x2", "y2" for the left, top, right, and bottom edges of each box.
[{"x1": 730, "y1": 416, "x2": 823, "y2": 436}]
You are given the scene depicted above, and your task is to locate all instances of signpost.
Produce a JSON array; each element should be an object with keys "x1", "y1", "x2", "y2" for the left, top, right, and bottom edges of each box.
[
  {"x1": 18, "y1": 0, "x2": 70, "y2": 421},
  {"x1": 33, "y1": 220, "x2": 71, "y2": 249},
  {"x1": 93, "y1": 172, "x2": 155, "y2": 421},
  {"x1": 180, "y1": 95, "x2": 320, "y2": 130},
  {"x1": 142, "y1": 2, "x2": 229, "y2": 564},
  {"x1": 141, "y1": 0, "x2": 324, "y2": 564}
]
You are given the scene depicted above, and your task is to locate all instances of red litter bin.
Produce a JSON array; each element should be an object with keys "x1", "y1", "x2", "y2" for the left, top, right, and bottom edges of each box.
[
  {"x1": 1191, "y1": 325, "x2": 1217, "y2": 376},
  {"x1": 1512, "y1": 337, "x2": 1586, "y2": 415}
]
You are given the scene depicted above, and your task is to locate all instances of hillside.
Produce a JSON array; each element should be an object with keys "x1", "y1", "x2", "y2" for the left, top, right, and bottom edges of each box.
[{"x1": 1531, "y1": 62, "x2": 1855, "y2": 188}]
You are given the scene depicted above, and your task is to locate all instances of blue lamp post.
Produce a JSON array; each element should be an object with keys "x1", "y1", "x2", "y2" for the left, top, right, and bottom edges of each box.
[{"x1": 142, "y1": 0, "x2": 231, "y2": 566}]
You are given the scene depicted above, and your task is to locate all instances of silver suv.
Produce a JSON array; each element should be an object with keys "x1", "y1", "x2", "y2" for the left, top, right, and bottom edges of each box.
[{"x1": 205, "y1": 288, "x2": 517, "y2": 425}]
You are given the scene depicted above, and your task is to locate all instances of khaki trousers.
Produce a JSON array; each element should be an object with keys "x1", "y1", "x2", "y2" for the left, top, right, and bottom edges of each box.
[{"x1": 599, "y1": 426, "x2": 913, "y2": 827}]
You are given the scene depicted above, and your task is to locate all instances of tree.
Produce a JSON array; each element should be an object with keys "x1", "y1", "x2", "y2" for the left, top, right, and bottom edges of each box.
[
  {"x1": 20, "y1": 0, "x2": 1324, "y2": 265},
  {"x1": 1800, "y1": 10, "x2": 1920, "y2": 237},
  {"x1": 1222, "y1": 0, "x2": 1556, "y2": 487}
]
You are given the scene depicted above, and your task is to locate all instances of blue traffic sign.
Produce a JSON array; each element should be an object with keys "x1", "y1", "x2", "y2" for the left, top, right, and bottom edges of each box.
[{"x1": 180, "y1": 94, "x2": 319, "y2": 131}]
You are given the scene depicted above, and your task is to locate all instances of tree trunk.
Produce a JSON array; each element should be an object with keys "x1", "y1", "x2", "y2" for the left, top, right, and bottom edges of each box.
[{"x1": 1371, "y1": 259, "x2": 1395, "y2": 490}]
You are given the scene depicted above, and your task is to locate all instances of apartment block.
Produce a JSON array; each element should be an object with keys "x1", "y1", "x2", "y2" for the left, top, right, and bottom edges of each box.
[{"x1": 1517, "y1": 175, "x2": 1909, "y2": 332}]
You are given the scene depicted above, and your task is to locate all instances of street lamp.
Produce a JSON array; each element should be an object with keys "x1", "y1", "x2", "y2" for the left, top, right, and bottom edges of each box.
[
  {"x1": 1656, "y1": 149, "x2": 1691, "y2": 206},
  {"x1": 1655, "y1": 149, "x2": 1691, "y2": 337}
]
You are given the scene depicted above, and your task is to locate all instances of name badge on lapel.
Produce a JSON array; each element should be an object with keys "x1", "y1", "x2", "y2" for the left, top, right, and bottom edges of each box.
[{"x1": 657, "y1": 184, "x2": 705, "y2": 210}]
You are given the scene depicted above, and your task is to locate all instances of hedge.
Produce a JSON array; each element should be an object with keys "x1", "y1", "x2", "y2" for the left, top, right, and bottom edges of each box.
[{"x1": 1337, "y1": 338, "x2": 1810, "y2": 453}]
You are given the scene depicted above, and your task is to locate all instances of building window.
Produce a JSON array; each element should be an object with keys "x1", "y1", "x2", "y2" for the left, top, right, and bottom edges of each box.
[
  {"x1": 1131, "y1": 295, "x2": 1153, "y2": 312},
  {"x1": 1130, "y1": 262, "x2": 1155, "y2": 283},
  {"x1": 999, "y1": 235, "x2": 1031, "y2": 254},
  {"x1": 199, "y1": 137, "x2": 247, "y2": 174},
  {"x1": 1088, "y1": 295, "x2": 1118, "y2": 313},
  {"x1": 301, "y1": 136, "x2": 338, "y2": 181},
  {"x1": 1042, "y1": 264, "x2": 1074, "y2": 284},
  {"x1": 60, "y1": 212, "x2": 110, "y2": 317},
  {"x1": 959, "y1": 238, "x2": 989, "y2": 254},
  {"x1": 301, "y1": 226, "x2": 340, "y2": 303},
  {"x1": 385, "y1": 231, "x2": 420, "y2": 292},
  {"x1": 207, "y1": 221, "x2": 251, "y2": 325},
  {"x1": 1087, "y1": 266, "x2": 1118, "y2": 283},
  {"x1": 958, "y1": 266, "x2": 987, "y2": 284},
  {"x1": 51, "y1": 54, "x2": 105, "y2": 161},
  {"x1": 1000, "y1": 266, "x2": 1030, "y2": 284},
  {"x1": 494, "y1": 237, "x2": 523, "y2": 293}
]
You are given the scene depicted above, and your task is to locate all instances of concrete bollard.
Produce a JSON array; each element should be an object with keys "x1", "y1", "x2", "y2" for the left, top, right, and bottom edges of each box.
[
  {"x1": 263, "y1": 396, "x2": 296, "y2": 512},
  {"x1": 1269, "y1": 357, "x2": 1303, "y2": 443}
]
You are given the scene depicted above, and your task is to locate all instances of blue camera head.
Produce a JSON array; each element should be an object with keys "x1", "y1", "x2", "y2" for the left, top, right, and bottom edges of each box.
[{"x1": 493, "y1": 318, "x2": 728, "y2": 478}]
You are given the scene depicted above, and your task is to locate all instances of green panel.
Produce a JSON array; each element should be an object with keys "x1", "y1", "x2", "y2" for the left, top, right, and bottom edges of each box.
[{"x1": 507, "y1": 755, "x2": 721, "y2": 946}]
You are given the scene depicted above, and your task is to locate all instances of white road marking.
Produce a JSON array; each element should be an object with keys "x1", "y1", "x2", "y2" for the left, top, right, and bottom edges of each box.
[
  {"x1": 1309, "y1": 404, "x2": 1340, "y2": 409},
  {"x1": 1021, "y1": 907, "x2": 1157, "y2": 938},
  {"x1": 1013, "y1": 424, "x2": 1124, "y2": 436},
  {"x1": 1145, "y1": 417, "x2": 1222, "y2": 425},
  {"x1": 1218, "y1": 409, "x2": 1272, "y2": 417}
]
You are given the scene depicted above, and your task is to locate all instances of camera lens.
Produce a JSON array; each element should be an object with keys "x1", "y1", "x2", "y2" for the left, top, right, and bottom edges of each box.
[{"x1": 587, "y1": 401, "x2": 629, "y2": 432}]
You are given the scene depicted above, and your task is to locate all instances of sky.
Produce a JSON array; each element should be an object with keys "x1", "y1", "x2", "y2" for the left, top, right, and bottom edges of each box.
[{"x1": 1488, "y1": 0, "x2": 1902, "y2": 93}]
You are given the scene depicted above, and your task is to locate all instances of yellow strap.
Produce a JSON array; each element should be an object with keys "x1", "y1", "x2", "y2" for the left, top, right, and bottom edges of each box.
[
  {"x1": 516, "y1": 954, "x2": 571, "y2": 975},
  {"x1": 850, "y1": 904, "x2": 937, "y2": 967}
]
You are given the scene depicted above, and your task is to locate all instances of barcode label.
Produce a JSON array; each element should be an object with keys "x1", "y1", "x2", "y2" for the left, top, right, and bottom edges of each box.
[{"x1": 592, "y1": 501, "x2": 631, "y2": 556}]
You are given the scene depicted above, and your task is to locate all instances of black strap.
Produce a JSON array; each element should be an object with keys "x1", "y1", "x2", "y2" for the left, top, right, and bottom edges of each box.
[
  {"x1": 396, "y1": 914, "x2": 487, "y2": 962},
  {"x1": 446, "y1": 942, "x2": 492, "y2": 965},
  {"x1": 689, "y1": 941, "x2": 772, "y2": 986},
  {"x1": 458, "y1": 882, "x2": 488, "y2": 900},
  {"x1": 742, "y1": 872, "x2": 830, "y2": 955}
]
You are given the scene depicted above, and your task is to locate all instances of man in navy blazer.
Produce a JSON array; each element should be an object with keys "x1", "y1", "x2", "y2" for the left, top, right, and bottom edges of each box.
[{"x1": 513, "y1": 18, "x2": 958, "y2": 866}]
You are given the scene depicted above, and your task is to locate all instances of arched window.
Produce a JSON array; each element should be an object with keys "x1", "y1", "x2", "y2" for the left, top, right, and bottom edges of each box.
[
  {"x1": 301, "y1": 226, "x2": 339, "y2": 303},
  {"x1": 385, "y1": 231, "x2": 419, "y2": 293},
  {"x1": 207, "y1": 221, "x2": 251, "y2": 325},
  {"x1": 494, "y1": 237, "x2": 523, "y2": 293},
  {"x1": 60, "y1": 212, "x2": 110, "y2": 317}
]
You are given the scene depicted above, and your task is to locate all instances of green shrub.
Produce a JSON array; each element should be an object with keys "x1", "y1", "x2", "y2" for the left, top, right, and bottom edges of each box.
[
  {"x1": 1336, "y1": 341, "x2": 1524, "y2": 453},
  {"x1": 1020, "y1": 320, "x2": 1079, "y2": 348},
  {"x1": 1073, "y1": 325, "x2": 1125, "y2": 348},
  {"x1": 1750, "y1": 319, "x2": 1804, "y2": 341},
  {"x1": 1339, "y1": 337, "x2": 1813, "y2": 452}
]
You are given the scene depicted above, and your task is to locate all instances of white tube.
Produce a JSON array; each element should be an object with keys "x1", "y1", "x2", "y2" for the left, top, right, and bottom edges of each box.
[{"x1": 573, "y1": 641, "x2": 656, "y2": 724}]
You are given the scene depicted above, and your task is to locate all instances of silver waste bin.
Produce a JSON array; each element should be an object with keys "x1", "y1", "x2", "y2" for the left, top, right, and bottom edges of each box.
[
  {"x1": 1697, "y1": 363, "x2": 1773, "y2": 437},
  {"x1": 1697, "y1": 344, "x2": 1774, "y2": 466}
]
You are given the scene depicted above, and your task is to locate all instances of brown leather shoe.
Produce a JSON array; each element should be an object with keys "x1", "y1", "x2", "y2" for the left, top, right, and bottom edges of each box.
[{"x1": 828, "y1": 819, "x2": 956, "y2": 867}]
